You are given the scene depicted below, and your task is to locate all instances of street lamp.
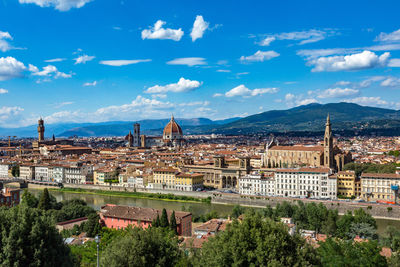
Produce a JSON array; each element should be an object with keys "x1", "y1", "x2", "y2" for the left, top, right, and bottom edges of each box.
[{"x1": 95, "y1": 235, "x2": 100, "y2": 267}]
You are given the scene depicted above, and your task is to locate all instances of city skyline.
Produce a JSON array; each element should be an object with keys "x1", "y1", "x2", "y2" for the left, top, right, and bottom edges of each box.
[{"x1": 1, "y1": 0, "x2": 400, "y2": 127}]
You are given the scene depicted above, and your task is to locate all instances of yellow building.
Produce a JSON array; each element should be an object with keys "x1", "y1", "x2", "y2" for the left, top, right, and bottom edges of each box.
[
  {"x1": 337, "y1": 170, "x2": 359, "y2": 198},
  {"x1": 175, "y1": 173, "x2": 204, "y2": 191},
  {"x1": 152, "y1": 168, "x2": 203, "y2": 191},
  {"x1": 94, "y1": 169, "x2": 114, "y2": 185}
]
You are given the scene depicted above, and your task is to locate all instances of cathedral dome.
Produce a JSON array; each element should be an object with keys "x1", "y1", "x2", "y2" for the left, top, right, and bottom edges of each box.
[{"x1": 163, "y1": 115, "x2": 183, "y2": 141}]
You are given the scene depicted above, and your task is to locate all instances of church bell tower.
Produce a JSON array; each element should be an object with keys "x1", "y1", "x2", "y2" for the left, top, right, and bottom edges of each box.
[{"x1": 323, "y1": 114, "x2": 333, "y2": 168}]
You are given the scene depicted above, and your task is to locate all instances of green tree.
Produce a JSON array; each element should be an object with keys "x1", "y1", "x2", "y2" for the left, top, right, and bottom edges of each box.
[
  {"x1": 347, "y1": 222, "x2": 378, "y2": 240},
  {"x1": 20, "y1": 189, "x2": 38, "y2": 208},
  {"x1": 160, "y1": 208, "x2": 169, "y2": 228},
  {"x1": 83, "y1": 213, "x2": 101, "y2": 238},
  {"x1": 318, "y1": 238, "x2": 387, "y2": 267},
  {"x1": 11, "y1": 165, "x2": 19, "y2": 177},
  {"x1": 231, "y1": 204, "x2": 245, "y2": 219},
  {"x1": 194, "y1": 211, "x2": 319, "y2": 266},
  {"x1": 0, "y1": 205, "x2": 73, "y2": 266},
  {"x1": 38, "y1": 188, "x2": 52, "y2": 210},
  {"x1": 170, "y1": 211, "x2": 177, "y2": 235},
  {"x1": 100, "y1": 227, "x2": 183, "y2": 267},
  {"x1": 382, "y1": 225, "x2": 400, "y2": 251}
]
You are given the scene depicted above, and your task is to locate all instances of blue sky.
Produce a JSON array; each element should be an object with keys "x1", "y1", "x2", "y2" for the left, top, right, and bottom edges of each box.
[{"x1": 1, "y1": 0, "x2": 400, "y2": 127}]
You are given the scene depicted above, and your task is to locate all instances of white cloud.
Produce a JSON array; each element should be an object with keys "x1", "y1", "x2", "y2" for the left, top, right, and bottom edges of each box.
[
  {"x1": 0, "y1": 106, "x2": 24, "y2": 126},
  {"x1": 151, "y1": 94, "x2": 167, "y2": 99},
  {"x1": 216, "y1": 69, "x2": 231, "y2": 73},
  {"x1": 376, "y1": 29, "x2": 400, "y2": 42},
  {"x1": 240, "y1": 50, "x2": 279, "y2": 63},
  {"x1": 19, "y1": 0, "x2": 92, "y2": 11},
  {"x1": 178, "y1": 101, "x2": 209, "y2": 107},
  {"x1": 389, "y1": 59, "x2": 400, "y2": 67},
  {"x1": 309, "y1": 50, "x2": 390, "y2": 72},
  {"x1": 166, "y1": 57, "x2": 206, "y2": 67},
  {"x1": 344, "y1": 96, "x2": 388, "y2": 106},
  {"x1": 358, "y1": 76, "x2": 386, "y2": 88},
  {"x1": 225, "y1": 85, "x2": 278, "y2": 97},
  {"x1": 31, "y1": 64, "x2": 72, "y2": 79},
  {"x1": 74, "y1": 54, "x2": 95, "y2": 64},
  {"x1": 213, "y1": 93, "x2": 223, "y2": 97},
  {"x1": 0, "y1": 88, "x2": 8, "y2": 94},
  {"x1": 335, "y1": 81, "x2": 352, "y2": 86},
  {"x1": 0, "y1": 57, "x2": 26, "y2": 81},
  {"x1": 259, "y1": 37, "x2": 276, "y2": 46},
  {"x1": 260, "y1": 29, "x2": 336, "y2": 46},
  {"x1": 284, "y1": 93, "x2": 318, "y2": 107},
  {"x1": 0, "y1": 31, "x2": 13, "y2": 52},
  {"x1": 317, "y1": 88, "x2": 359, "y2": 98},
  {"x1": 380, "y1": 77, "x2": 400, "y2": 87},
  {"x1": 99, "y1": 59, "x2": 151, "y2": 66},
  {"x1": 44, "y1": 58, "x2": 66, "y2": 63},
  {"x1": 145, "y1": 77, "x2": 201, "y2": 94},
  {"x1": 83, "y1": 81, "x2": 97, "y2": 87},
  {"x1": 141, "y1": 20, "x2": 183, "y2": 41},
  {"x1": 54, "y1": 101, "x2": 74, "y2": 108},
  {"x1": 190, "y1": 15, "x2": 209, "y2": 42}
]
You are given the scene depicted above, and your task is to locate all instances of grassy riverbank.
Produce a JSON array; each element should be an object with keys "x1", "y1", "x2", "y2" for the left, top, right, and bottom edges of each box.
[{"x1": 47, "y1": 187, "x2": 212, "y2": 204}]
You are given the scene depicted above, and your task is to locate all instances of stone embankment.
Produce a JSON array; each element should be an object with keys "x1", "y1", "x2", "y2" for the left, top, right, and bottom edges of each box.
[{"x1": 28, "y1": 183, "x2": 400, "y2": 220}]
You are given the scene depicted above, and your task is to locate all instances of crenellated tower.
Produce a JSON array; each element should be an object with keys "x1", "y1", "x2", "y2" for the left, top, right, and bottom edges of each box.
[{"x1": 38, "y1": 118, "x2": 45, "y2": 142}]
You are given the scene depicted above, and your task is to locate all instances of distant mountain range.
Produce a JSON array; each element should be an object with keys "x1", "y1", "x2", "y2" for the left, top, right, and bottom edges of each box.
[{"x1": 1, "y1": 102, "x2": 400, "y2": 138}]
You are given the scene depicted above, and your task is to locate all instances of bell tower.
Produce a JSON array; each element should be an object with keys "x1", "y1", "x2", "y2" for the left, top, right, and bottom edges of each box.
[
  {"x1": 38, "y1": 118, "x2": 45, "y2": 142},
  {"x1": 324, "y1": 114, "x2": 333, "y2": 168}
]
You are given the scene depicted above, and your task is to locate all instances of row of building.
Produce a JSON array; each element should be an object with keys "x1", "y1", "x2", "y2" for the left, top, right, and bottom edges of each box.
[{"x1": 239, "y1": 169, "x2": 400, "y2": 202}]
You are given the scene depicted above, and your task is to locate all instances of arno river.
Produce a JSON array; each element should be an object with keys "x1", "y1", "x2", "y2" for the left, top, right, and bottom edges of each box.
[{"x1": 28, "y1": 189, "x2": 400, "y2": 235}]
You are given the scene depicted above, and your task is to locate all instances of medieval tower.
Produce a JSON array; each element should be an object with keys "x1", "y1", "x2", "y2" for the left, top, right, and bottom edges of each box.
[{"x1": 37, "y1": 118, "x2": 45, "y2": 142}]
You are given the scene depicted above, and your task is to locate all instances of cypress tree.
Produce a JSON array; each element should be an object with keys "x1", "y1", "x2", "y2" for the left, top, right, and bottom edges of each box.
[
  {"x1": 170, "y1": 211, "x2": 177, "y2": 235},
  {"x1": 152, "y1": 215, "x2": 161, "y2": 227},
  {"x1": 38, "y1": 188, "x2": 51, "y2": 211},
  {"x1": 160, "y1": 208, "x2": 169, "y2": 228}
]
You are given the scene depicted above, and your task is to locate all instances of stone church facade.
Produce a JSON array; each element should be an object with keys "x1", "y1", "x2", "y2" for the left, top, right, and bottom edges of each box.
[{"x1": 262, "y1": 115, "x2": 352, "y2": 171}]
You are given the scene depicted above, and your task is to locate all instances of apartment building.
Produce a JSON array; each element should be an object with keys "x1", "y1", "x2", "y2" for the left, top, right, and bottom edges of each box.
[
  {"x1": 175, "y1": 173, "x2": 204, "y2": 191},
  {"x1": 53, "y1": 166, "x2": 65, "y2": 183},
  {"x1": 64, "y1": 162, "x2": 93, "y2": 184},
  {"x1": 152, "y1": 168, "x2": 204, "y2": 191},
  {"x1": 239, "y1": 173, "x2": 275, "y2": 196},
  {"x1": 34, "y1": 165, "x2": 52, "y2": 181},
  {"x1": 20, "y1": 164, "x2": 35, "y2": 180},
  {"x1": 274, "y1": 168, "x2": 336, "y2": 199},
  {"x1": 361, "y1": 173, "x2": 400, "y2": 202},
  {"x1": 337, "y1": 170, "x2": 361, "y2": 198},
  {"x1": 152, "y1": 168, "x2": 179, "y2": 190},
  {"x1": 0, "y1": 163, "x2": 11, "y2": 178}
]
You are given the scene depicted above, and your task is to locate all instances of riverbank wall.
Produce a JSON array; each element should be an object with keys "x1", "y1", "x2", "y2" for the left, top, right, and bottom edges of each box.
[{"x1": 28, "y1": 183, "x2": 400, "y2": 220}]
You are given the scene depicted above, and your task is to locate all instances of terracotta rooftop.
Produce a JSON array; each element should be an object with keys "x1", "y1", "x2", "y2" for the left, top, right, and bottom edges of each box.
[
  {"x1": 276, "y1": 167, "x2": 331, "y2": 173},
  {"x1": 361, "y1": 173, "x2": 400, "y2": 179},
  {"x1": 269, "y1": 145, "x2": 323, "y2": 152},
  {"x1": 100, "y1": 204, "x2": 191, "y2": 223}
]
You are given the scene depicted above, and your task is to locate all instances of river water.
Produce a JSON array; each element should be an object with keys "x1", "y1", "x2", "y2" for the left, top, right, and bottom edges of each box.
[{"x1": 28, "y1": 189, "x2": 400, "y2": 235}]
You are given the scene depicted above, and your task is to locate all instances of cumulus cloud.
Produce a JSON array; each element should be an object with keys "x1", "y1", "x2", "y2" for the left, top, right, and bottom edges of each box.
[
  {"x1": 225, "y1": 85, "x2": 278, "y2": 97},
  {"x1": 0, "y1": 88, "x2": 8, "y2": 94},
  {"x1": 141, "y1": 20, "x2": 183, "y2": 41},
  {"x1": 380, "y1": 77, "x2": 400, "y2": 87},
  {"x1": 0, "y1": 31, "x2": 14, "y2": 52},
  {"x1": 259, "y1": 36, "x2": 276, "y2": 46},
  {"x1": 216, "y1": 69, "x2": 231, "y2": 73},
  {"x1": 0, "y1": 106, "x2": 24, "y2": 126},
  {"x1": 145, "y1": 77, "x2": 201, "y2": 94},
  {"x1": 74, "y1": 54, "x2": 95, "y2": 64},
  {"x1": 83, "y1": 81, "x2": 97, "y2": 86},
  {"x1": 30, "y1": 64, "x2": 72, "y2": 79},
  {"x1": 0, "y1": 56, "x2": 26, "y2": 81},
  {"x1": 284, "y1": 93, "x2": 318, "y2": 107},
  {"x1": 344, "y1": 96, "x2": 388, "y2": 106},
  {"x1": 190, "y1": 15, "x2": 209, "y2": 42},
  {"x1": 309, "y1": 50, "x2": 390, "y2": 72},
  {"x1": 166, "y1": 57, "x2": 206, "y2": 66},
  {"x1": 99, "y1": 59, "x2": 151, "y2": 66},
  {"x1": 240, "y1": 50, "x2": 280, "y2": 63},
  {"x1": 213, "y1": 93, "x2": 223, "y2": 97},
  {"x1": 19, "y1": 0, "x2": 92, "y2": 11},
  {"x1": 376, "y1": 29, "x2": 400, "y2": 42},
  {"x1": 317, "y1": 88, "x2": 359, "y2": 98}
]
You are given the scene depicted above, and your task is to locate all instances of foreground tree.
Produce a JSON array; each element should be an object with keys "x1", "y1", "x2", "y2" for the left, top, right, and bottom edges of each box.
[
  {"x1": 100, "y1": 227, "x2": 182, "y2": 267},
  {"x1": 318, "y1": 238, "x2": 387, "y2": 267},
  {"x1": 0, "y1": 205, "x2": 73, "y2": 266},
  {"x1": 193, "y1": 210, "x2": 319, "y2": 266},
  {"x1": 170, "y1": 211, "x2": 178, "y2": 235},
  {"x1": 38, "y1": 188, "x2": 52, "y2": 210},
  {"x1": 20, "y1": 189, "x2": 39, "y2": 208},
  {"x1": 160, "y1": 208, "x2": 169, "y2": 227}
]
